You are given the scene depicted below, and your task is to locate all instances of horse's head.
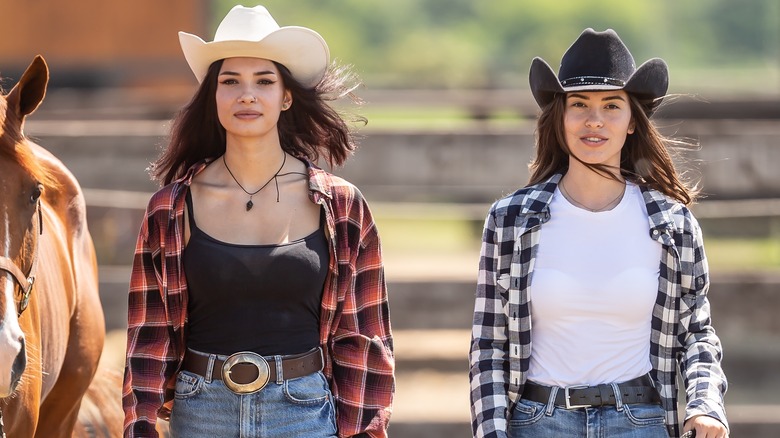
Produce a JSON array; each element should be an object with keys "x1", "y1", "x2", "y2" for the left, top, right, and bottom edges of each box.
[{"x1": 0, "y1": 56, "x2": 50, "y2": 398}]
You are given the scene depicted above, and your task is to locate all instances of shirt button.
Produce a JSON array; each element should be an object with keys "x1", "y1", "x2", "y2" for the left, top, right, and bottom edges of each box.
[{"x1": 652, "y1": 230, "x2": 659, "y2": 235}]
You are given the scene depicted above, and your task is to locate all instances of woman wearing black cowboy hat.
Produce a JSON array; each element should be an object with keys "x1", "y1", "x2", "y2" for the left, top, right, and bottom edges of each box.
[{"x1": 469, "y1": 29, "x2": 728, "y2": 438}]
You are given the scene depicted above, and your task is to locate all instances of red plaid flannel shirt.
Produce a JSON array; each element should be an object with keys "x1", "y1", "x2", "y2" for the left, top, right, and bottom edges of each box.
[{"x1": 122, "y1": 159, "x2": 394, "y2": 437}]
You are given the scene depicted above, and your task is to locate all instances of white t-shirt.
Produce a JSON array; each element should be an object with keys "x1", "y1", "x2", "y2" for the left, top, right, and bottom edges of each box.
[{"x1": 528, "y1": 182, "x2": 662, "y2": 387}]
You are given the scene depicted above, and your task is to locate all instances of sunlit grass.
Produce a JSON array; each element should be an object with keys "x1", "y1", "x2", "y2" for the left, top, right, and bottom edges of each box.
[
  {"x1": 375, "y1": 216, "x2": 480, "y2": 254},
  {"x1": 705, "y1": 238, "x2": 780, "y2": 272},
  {"x1": 352, "y1": 106, "x2": 527, "y2": 130}
]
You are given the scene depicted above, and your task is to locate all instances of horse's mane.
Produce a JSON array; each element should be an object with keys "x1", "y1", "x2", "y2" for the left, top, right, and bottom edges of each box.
[{"x1": 1, "y1": 95, "x2": 60, "y2": 190}]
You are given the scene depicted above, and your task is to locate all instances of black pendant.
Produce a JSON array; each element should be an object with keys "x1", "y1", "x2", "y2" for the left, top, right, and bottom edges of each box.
[{"x1": 246, "y1": 199, "x2": 254, "y2": 211}]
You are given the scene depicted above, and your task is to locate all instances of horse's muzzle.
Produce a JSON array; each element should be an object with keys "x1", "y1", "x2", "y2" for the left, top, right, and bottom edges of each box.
[{"x1": 10, "y1": 337, "x2": 26, "y2": 392}]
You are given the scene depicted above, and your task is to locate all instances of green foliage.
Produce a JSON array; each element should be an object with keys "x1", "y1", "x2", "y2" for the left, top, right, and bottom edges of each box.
[{"x1": 211, "y1": 0, "x2": 779, "y2": 91}]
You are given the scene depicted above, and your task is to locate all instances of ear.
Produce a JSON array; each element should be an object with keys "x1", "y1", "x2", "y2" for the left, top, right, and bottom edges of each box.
[
  {"x1": 7, "y1": 55, "x2": 49, "y2": 118},
  {"x1": 627, "y1": 118, "x2": 636, "y2": 135}
]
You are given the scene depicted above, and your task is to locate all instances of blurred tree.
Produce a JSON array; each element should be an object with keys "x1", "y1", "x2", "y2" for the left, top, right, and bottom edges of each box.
[{"x1": 211, "y1": 0, "x2": 779, "y2": 92}]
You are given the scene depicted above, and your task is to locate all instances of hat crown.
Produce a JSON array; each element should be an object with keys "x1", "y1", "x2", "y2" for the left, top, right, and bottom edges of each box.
[
  {"x1": 558, "y1": 28, "x2": 636, "y2": 83},
  {"x1": 214, "y1": 5, "x2": 280, "y2": 42},
  {"x1": 528, "y1": 28, "x2": 669, "y2": 115}
]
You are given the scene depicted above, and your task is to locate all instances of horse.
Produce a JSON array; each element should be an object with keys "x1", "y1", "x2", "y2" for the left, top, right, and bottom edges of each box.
[
  {"x1": 0, "y1": 56, "x2": 105, "y2": 437},
  {"x1": 74, "y1": 364, "x2": 170, "y2": 438}
]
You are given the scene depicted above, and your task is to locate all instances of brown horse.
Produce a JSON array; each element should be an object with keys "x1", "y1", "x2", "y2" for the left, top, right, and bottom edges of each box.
[
  {"x1": 75, "y1": 365, "x2": 170, "y2": 438},
  {"x1": 0, "y1": 56, "x2": 104, "y2": 437}
]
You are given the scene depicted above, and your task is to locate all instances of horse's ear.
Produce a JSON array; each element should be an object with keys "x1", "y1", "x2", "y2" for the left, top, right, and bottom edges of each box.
[{"x1": 7, "y1": 55, "x2": 49, "y2": 118}]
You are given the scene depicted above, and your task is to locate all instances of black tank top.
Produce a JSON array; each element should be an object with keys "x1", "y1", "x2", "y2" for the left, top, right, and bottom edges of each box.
[{"x1": 183, "y1": 190, "x2": 329, "y2": 356}]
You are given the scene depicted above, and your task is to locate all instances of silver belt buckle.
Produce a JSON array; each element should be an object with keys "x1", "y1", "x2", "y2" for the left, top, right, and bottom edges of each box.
[
  {"x1": 564, "y1": 385, "x2": 590, "y2": 409},
  {"x1": 222, "y1": 352, "x2": 270, "y2": 394}
]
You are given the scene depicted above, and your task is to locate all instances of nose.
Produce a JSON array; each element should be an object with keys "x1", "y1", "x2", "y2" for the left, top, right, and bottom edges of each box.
[
  {"x1": 239, "y1": 92, "x2": 257, "y2": 104},
  {"x1": 10, "y1": 336, "x2": 26, "y2": 391},
  {"x1": 585, "y1": 109, "x2": 604, "y2": 128}
]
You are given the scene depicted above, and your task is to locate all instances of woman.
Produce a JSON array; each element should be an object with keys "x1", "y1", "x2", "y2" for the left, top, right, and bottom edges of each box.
[
  {"x1": 122, "y1": 6, "x2": 394, "y2": 438},
  {"x1": 469, "y1": 29, "x2": 728, "y2": 438}
]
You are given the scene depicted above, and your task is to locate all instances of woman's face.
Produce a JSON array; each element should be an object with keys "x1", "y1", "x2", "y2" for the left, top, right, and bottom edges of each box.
[
  {"x1": 563, "y1": 90, "x2": 635, "y2": 168},
  {"x1": 215, "y1": 57, "x2": 291, "y2": 142}
]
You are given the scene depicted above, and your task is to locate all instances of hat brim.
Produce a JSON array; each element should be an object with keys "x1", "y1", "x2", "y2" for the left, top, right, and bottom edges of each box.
[
  {"x1": 529, "y1": 57, "x2": 564, "y2": 109},
  {"x1": 623, "y1": 58, "x2": 669, "y2": 113},
  {"x1": 179, "y1": 27, "x2": 330, "y2": 87},
  {"x1": 529, "y1": 56, "x2": 669, "y2": 115}
]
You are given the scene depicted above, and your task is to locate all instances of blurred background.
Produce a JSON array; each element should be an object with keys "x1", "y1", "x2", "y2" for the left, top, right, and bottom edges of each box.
[{"x1": 2, "y1": 0, "x2": 779, "y2": 436}]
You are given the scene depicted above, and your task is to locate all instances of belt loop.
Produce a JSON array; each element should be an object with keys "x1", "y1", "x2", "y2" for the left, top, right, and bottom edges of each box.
[
  {"x1": 275, "y1": 355, "x2": 284, "y2": 384},
  {"x1": 611, "y1": 382, "x2": 623, "y2": 411},
  {"x1": 545, "y1": 386, "x2": 558, "y2": 416},
  {"x1": 205, "y1": 354, "x2": 215, "y2": 384}
]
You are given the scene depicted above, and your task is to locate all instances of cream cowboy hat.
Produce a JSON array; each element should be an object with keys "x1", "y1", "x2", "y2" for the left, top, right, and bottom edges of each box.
[
  {"x1": 179, "y1": 5, "x2": 330, "y2": 87},
  {"x1": 529, "y1": 28, "x2": 668, "y2": 116}
]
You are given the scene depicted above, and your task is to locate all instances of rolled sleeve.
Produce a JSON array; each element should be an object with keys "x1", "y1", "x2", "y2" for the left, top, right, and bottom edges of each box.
[
  {"x1": 122, "y1": 214, "x2": 177, "y2": 437},
  {"x1": 679, "y1": 216, "x2": 728, "y2": 430},
  {"x1": 330, "y1": 197, "x2": 394, "y2": 438}
]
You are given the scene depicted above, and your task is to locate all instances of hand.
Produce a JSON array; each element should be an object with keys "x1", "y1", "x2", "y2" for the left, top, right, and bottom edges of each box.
[{"x1": 683, "y1": 415, "x2": 728, "y2": 438}]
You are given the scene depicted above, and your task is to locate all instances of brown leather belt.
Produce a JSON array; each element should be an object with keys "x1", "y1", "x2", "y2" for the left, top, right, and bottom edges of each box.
[
  {"x1": 182, "y1": 347, "x2": 324, "y2": 394},
  {"x1": 522, "y1": 375, "x2": 660, "y2": 409}
]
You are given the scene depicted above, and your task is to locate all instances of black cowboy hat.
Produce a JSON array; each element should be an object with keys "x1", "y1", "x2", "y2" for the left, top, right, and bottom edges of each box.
[{"x1": 529, "y1": 28, "x2": 669, "y2": 116}]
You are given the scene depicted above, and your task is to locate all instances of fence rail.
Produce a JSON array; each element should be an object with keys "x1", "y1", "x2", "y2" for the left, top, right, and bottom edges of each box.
[{"x1": 83, "y1": 188, "x2": 780, "y2": 220}]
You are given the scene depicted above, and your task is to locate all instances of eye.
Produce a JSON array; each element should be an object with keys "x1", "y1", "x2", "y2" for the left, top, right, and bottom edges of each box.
[
  {"x1": 258, "y1": 79, "x2": 275, "y2": 85},
  {"x1": 219, "y1": 78, "x2": 238, "y2": 85},
  {"x1": 30, "y1": 184, "x2": 43, "y2": 204}
]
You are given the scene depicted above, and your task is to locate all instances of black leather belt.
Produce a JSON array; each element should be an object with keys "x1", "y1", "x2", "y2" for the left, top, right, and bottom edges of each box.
[
  {"x1": 522, "y1": 375, "x2": 660, "y2": 409},
  {"x1": 182, "y1": 347, "x2": 323, "y2": 394}
]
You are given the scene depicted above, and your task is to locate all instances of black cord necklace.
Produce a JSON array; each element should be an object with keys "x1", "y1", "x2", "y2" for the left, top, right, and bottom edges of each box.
[{"x1": 223, "y1": 153, "x2": 286, "y2": 211}]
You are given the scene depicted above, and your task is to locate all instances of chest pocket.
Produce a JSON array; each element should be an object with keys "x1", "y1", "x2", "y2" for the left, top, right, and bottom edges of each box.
[{"x1": 496, "y1": 273, "x2": 511, "y2": 293}]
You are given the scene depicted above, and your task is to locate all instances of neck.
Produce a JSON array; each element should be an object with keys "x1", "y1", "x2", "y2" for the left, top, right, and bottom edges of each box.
[
  {"x1": 561, "y1": 164, "x2": 626, "y2": 211},
  {"x1": 223, "y1": 137, "x2": 286, "y2": 186}
]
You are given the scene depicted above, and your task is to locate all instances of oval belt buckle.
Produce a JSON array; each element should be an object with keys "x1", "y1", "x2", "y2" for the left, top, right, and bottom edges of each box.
[{"x1": 222, "y1": 352, "x2": 270, "y2": 394}]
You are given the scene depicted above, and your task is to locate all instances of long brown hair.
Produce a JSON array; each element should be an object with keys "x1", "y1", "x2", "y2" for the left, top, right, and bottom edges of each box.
[
  {"x1": 527, "y1": 93, "x2": 698, "y2": 205},
  {"x1": 151, "y1": 59, "x2": 364, "y2": 185}
]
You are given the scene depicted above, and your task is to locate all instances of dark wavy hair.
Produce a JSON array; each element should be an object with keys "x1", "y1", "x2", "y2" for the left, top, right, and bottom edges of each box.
[
  {"x1": 151, "y1": 59, "x2": 365, "y2": 185},
  {"x1": 527, "y1": 93, "x2": 698, "y2": 205}
]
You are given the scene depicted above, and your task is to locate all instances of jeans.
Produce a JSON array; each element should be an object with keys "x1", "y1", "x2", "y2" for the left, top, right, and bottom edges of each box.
[
  {"x1": 508, "y1": 386, "x2": 669, "y2": 438},
  {"x1": 169, "y1": 361, "x2": 337, "y2": 437}
]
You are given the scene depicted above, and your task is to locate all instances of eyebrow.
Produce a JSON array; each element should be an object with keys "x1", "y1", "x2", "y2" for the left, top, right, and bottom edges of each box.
[
  {"x1": 218, "y1": 70, "x2": 277, "y2": 76},
  {"x1": 567, "y1": 93, "x2": 626, "y2": 102}
]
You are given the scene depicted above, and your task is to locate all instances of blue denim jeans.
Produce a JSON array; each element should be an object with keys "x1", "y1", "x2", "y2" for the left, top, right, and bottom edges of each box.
[
  {"x1": 169, "y1": 353, "x2": 337, "y2": 437},
  {"x1": 508, "y1": 386, "x2": 669, "y2": 438}
]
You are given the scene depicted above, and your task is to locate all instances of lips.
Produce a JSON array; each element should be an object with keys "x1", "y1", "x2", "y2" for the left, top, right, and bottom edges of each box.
[
  {"x1": 234, "y1": 110, "x2": 261, "y2": 119},
  {"x1": 580, "y1": 135, "x2": 607, "y2": 145}
]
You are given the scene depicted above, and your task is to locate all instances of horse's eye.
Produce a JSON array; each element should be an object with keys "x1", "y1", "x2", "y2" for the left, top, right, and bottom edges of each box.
[{"x1": 30, "y1": 184, "x2": 43, "y2": 204}]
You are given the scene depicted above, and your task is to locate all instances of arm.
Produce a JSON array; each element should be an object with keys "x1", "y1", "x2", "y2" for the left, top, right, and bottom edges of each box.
[
  {"x1": 679, "y1": 215, "x2": 729, "y2": 435},
  {"x1": 122, "y1": 213, "x2": 177, "y2": 438},
  {"x1": 330, "y1": 195, "x2": 394, "y2": 438},
  {"x1": 469, "y1": 207, "x2": 510, "y2": 438}
]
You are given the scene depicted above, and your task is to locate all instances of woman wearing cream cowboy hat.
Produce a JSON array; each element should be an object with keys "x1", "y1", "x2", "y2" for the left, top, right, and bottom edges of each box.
[
  {"x1": 122, "y1": 5, "x2": 393, "y2": 437},
  {"x1": 469, "y1": 29, "x2": 728, "y2": 438}
]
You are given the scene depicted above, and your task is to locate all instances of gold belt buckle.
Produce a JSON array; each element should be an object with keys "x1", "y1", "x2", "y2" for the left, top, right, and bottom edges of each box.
[{"x1": 221, "y1": 352, "x2": 270, "y2": 394}]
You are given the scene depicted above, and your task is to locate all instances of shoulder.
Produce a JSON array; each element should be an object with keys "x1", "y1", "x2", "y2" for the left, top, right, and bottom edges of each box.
[
  {"x1": 145, "y1": 183, "x2": 182, "y2": 215},
  {"x1": 138, "y1": 182, "x2": 186, "y2": 241},
  {"x1": 490, "y1": 174, "x2": 561, "y2": 219},
  {"x1": 640, "y1": 186, "x2": 700, "y2": 235},
  {"x1": 306, "y1": 161, "x2": 368, "y2": 207},
  {"x1": 330, "y1": 174, "x2": 367, "y2": 204}
]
